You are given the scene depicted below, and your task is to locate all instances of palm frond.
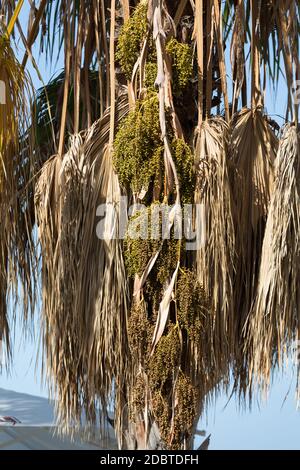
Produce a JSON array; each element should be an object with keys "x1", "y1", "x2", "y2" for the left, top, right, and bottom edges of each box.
[
  {"x1": 195, "y1": 116, "x2": 235, "y2": 374},
  {"x1": 247, "y1": 124, "x2": 300, "y2": 391},
  {"x1": 0, "y1": 29, "x2": 36, "y2": 358},
  {"x1": 230, "y1": 108, "x2": 278, "y2": 329},
  {"x1": 35, "y1": 97, "x2": 129, "y2": 440}
]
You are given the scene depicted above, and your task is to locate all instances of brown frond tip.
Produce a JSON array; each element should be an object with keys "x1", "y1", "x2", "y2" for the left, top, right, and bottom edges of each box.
[
  {"x1": 230, "y1": 108, "x2": 278, "y2": 329},
  {"x1": 195, "y1": 117, "x2": 235, "y2": 370},
  {"x1": 247, "y1": 123, "x2": 300, "y2": 392},
  {"x1": 35, "y1": 102, "x2": 129, "y2": 441}
]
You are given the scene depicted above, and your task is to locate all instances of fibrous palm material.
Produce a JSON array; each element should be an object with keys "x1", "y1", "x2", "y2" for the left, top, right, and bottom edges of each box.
[
  {"x1": 195, "y1": 117, "x2": 235, "y2": 378},
  {"x1": 230, "y1": 109, "x2": 278, "y2": 340},
  {"x1": 247, "y1": 124, "x2": 300, "y2": 392},
  {"x1": 0, "y1": 31, "x2": 36, "y2": 361},
  {"x1": 34, "y1": 100, "x2": 129, "y2": 439}
]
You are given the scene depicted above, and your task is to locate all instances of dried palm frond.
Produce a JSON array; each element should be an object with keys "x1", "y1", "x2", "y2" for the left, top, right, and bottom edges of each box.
[
  {"x1": 247, "y1": 124, "x2": 300, "y2": 391},
  {"x1": 195, "y1": 117, "x2": 235, "y2": 374},
  {"x1": 230, "y1": 108, "x2": 278, "y2": 335},
  {"x1": 230, "y1": 0, "x2": 247, "y2": 112},
  {"x1": 35, "y1": 97, "x2": 129, "y2": 439},
  {"x1": 0, "y1": 29, "x2": 36, "y2": 358}
]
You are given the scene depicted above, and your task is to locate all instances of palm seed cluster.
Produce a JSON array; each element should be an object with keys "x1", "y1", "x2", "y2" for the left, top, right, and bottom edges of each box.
[
  {"x1": 113, "y1": 94, "x2": 163, "y2": 196},
  {"x1": 177, "y1": 269, "x2": 209, "y2": 343},
  {"x1": 165, "y1": 38, "x2": 193, "y2": 95},
  {"x1": 127, "y1": 300, "x2": 153, "y2": 358},
  {"x1": 114, "y1": 2, "x2": 208, "y2": 448},
  {"x1": 115, "y1": 1, "x2": 148, "y2": 79}
]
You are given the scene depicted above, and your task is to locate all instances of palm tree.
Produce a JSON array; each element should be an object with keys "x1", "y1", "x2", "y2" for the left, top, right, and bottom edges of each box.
[{"x1": 0, "y1": 0, "x2": 299, "y2": 450}]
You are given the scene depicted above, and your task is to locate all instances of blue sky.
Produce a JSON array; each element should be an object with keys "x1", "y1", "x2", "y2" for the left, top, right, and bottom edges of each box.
[{"x1": 1, "y1": 0, "x2": 299, "y2": 450}]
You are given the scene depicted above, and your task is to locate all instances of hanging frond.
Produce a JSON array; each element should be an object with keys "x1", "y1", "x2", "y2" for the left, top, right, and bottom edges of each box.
[
  {"x1": 35, "y1": 98, "x2": 129, "y2": 440},
  {"x1": 0, "y1": 28, "x2": 36, "y2": 359},
  {"x1": 195, "y1": 117, "x2": 235, "y2": 374},
  {"x1": 230, "y1": 109, "x2": 278, "y2": 333},
  {"x1": 247, "y1": 124, "x2": 300, "y2": 392}
]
